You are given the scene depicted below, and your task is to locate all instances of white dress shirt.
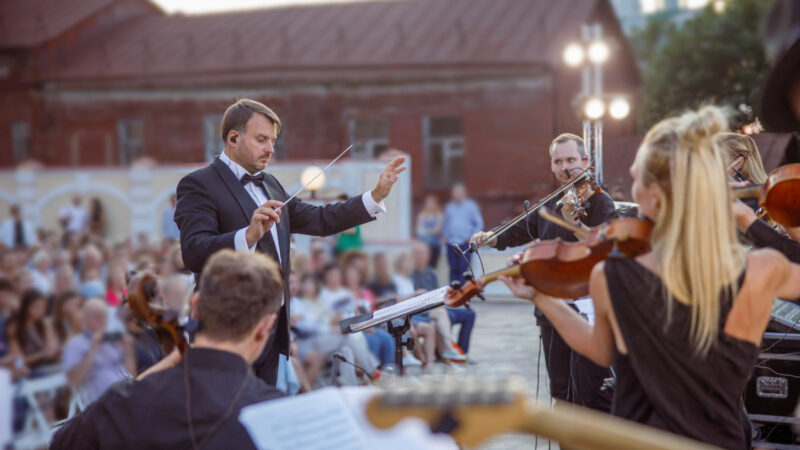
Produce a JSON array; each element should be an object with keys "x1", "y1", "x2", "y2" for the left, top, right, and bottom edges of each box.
[{"x1": 219, "y1": 151, "x2": 386, "y2": 267}]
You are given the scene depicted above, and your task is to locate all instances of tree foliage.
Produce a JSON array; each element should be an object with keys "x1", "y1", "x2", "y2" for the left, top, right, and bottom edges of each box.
[{"x1": 632, "y1": 0, "x2": 769, "y2": 131}]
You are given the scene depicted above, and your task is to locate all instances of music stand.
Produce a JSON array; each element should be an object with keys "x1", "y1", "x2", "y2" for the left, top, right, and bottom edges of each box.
[{"x1": 339, "y1": 286, "x2": 451, "y2": 375}]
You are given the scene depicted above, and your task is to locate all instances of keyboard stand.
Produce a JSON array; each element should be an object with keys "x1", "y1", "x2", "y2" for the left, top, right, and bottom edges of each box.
[{"x1": 387, "y1": 316, "x2": 414, "y2": 376}]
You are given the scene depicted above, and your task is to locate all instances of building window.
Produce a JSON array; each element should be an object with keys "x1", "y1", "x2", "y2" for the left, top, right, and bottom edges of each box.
[
  {"x1": 349, "y1": 117, "x2": 389, "y2": 159},
  {"x1": 118, "y1": 119, "x2": 144, "y2": 165},
  {"x1": 11, "y1": 121, "x2": 30, "y2": 161},
  {"x1": 204, "y1": 114, "x2": 223, "y2": 162},
  {"x1": 424, "y1": 116, "x2": 464, "y2": 188}
]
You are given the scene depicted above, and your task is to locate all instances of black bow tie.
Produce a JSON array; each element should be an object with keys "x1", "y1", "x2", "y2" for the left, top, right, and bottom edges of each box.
[{"x1": 241, "y1": 172, "x2": 265, "y2": 187}]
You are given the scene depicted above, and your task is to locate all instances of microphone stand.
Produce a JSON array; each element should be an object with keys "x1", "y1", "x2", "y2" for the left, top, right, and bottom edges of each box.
[{"x1": 332, "y1": 352, "x2": 374, "y2": 382}]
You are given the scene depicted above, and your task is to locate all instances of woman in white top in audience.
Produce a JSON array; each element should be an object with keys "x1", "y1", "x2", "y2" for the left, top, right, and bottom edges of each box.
[{"x1": 292, "y1": 273, "x2": 379, "y2": 385}]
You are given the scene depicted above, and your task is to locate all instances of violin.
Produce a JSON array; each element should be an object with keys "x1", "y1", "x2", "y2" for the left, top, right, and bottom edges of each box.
[
  {"x1": 446, "y1": 215, "x2": 652, "y2": 306},
  {"x1": 468, "y1": 167, "x2": 597, "y2": 253},
  {"x1": 126, "y1": 273, "x2": 188, "y2": 354},
  {"x1": 734, "y1": 163, "x2": 800, "y2": 227},
  {"x1": 556, "y1": 168, "x2": 603, "y2": 219}
]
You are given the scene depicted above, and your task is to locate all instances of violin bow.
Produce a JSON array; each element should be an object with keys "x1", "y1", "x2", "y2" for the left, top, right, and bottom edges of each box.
[{"x1": 469, "y1": 166, "x2": 594, "y2": 252}]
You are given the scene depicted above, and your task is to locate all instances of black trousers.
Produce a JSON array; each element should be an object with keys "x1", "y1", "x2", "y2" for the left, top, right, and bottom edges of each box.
[{"x1": 538, "y1": 309, "x2": 612, "y2": 413}]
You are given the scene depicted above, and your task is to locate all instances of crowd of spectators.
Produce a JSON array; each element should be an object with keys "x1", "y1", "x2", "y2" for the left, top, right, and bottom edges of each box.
[{"x1": 1, "y1": 191, "x2": 478, "y2": 435}]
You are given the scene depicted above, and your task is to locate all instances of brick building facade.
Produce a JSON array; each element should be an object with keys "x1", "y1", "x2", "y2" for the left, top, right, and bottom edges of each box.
[{"x1": 0, "y1": 0, "x2": 640, "y2": 224}]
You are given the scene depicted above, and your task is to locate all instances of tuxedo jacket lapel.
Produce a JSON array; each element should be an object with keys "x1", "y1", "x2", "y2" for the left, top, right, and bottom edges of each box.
[
  {"x1": 210, "y1": 158, "x2": 281, "y2": 264},
  {"x1": 261, "y1": 176, "x2": 290, "y2": 272},
  {"x1": 211, "y1": 158, "x2": 256, "y2": 222}
]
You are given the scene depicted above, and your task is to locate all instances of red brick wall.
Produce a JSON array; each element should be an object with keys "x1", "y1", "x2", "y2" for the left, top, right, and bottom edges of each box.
[{"x1": 2, "y1": 67, "x2": 637, "y2": 226}]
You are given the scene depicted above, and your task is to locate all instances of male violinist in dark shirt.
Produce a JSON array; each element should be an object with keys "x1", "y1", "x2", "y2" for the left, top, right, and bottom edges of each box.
[
  {"x1": 471, "y1": 133, "x2": 615, "y2": 412},
  {"x1": 51, "y1": 250, "x2": 284, "y2": 449}
]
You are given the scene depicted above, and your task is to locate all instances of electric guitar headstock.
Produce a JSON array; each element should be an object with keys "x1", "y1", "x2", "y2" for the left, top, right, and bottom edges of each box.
[
  {"x1": 367, "y1": 376, "x2": 528, "y2": 447},
  {"x1": 366, "y1": 376, "x2": 715, "y2": 450}
]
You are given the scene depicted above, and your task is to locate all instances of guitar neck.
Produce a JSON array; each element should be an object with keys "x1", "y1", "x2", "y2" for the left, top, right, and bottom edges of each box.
[
  {"x1": 367, "y1": 377, "x2": 716, "y2": 450},
  {"x1": 516, "y1": 401, "x2": 716, "y2": 450}
]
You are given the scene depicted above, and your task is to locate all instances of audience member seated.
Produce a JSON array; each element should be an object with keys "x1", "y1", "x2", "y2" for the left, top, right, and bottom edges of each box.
[
  {"x1": 51, "y1": 250, "x2": 285, "y2": 449},
  {"x1": 11, "y1": 268, "x2": 34, "y2": 295},
  {"x1": 105, "y1": 262, "x2": 126, "y2": 307},
  {"x1": 367, "y1": 252, "x2": 397, "y2": 301},
  {"x1": 78, "y1": 269, "x2": 105, "y2": 300},
  {"x1": 319, "y1": 263, "x2": 357, "y2": 318},
  {"x1": 52, "y1": 290, "x2": 84, "y2": 345},
  {"x1": 161, "y1": 274, "x2": 191, "y2": 316},
  {"x1": 29, "y1": 250, "x2": 53, "y2": 295},
  {"x1": 292, "y1": 273, "x2": 380, "y2": 385},
  {"x1": 0, "y1": 278, "x2": 27, "y2": 379},
  {"x1": 396, "y1": 249, "x2": 463, "y2": 363},
  {"x1": 10, "y1": 288, "x2": 59, "y2": 374},
  {"x1": 52, "y1": 264, "x2": 77, "y2": 298},
  {"x1": 412, "y1": 241, "x2": 476, "y2": 357},
  {"x1": 62, "y1": 298, "x2": 136, "y2": 406},
  {"x1": 343, "y1": 265, "x2": 394, "y2": 368}
]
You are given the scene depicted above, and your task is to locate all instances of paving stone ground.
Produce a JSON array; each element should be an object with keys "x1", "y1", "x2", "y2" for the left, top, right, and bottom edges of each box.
[{"x1": 459, "y1": 297, "x2": 560, "y2": 450}]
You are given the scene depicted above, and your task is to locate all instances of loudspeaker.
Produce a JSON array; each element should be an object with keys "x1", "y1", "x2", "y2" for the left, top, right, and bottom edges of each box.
[{"x1": 744, "y1": 329, "x2": 800, "y2": 447}]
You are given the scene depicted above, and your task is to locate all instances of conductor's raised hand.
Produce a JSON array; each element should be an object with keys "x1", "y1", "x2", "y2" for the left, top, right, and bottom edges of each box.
[
  {"x1": 371, "y1": 156, "x2": 407, "y2": 203},
  {"x1": 246, "y1": 199, "x2": 284, "y2": 246}
]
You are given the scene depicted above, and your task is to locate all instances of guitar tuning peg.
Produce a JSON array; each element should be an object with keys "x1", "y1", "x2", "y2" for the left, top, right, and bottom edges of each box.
[
  {"x1": 450, "y1": 280, "x2": 461, "y2": 290},
  {"x1": 463, "y1": 271, "x2": 474, "y2": 281},
  {"x1": 477, "y1": 292, "x2": 486, "y2": 301}
]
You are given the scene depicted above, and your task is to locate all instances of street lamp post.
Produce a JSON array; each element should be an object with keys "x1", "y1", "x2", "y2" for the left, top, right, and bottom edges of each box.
[{"x1": 563, "y1": 23, "x2": 629, "y2": 188}]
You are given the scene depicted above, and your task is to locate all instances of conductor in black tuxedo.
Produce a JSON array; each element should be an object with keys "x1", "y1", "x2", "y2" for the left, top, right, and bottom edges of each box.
[{"x1": 175, "y1": 98, "x2": 406, "y2": 385}]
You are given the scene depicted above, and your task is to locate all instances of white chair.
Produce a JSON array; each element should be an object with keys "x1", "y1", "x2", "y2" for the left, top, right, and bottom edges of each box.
[{"x1": 13, "y1": 371, "x2": 69, "y2": 450}]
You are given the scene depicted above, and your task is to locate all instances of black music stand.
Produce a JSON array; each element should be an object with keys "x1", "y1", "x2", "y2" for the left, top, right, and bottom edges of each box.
[
  {"x1": 339, "y1": 286, "x2": 452, "y2": 376},
  {"x1": 386, "y1": 316, "x2": 414, "y2": 375}
]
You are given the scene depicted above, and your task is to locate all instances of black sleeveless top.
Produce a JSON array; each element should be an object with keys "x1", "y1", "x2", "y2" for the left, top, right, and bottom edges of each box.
[{"x1": 605, "y1": 258, "x2": 758, "y2": 449}]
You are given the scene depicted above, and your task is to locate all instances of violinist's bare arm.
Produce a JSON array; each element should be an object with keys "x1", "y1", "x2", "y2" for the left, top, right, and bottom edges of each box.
[
  {"x1": 768, "y1": 249, "x2": 800, "y2": 302},
  {"x1": 499, "y1": 265, "x2": 616, "y2": 367}
]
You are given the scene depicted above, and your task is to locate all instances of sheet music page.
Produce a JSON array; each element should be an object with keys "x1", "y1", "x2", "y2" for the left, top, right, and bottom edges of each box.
[
  {"x1": 239, "y1": 387, "x2": 369, "y2": 450},
  {"x1": 239, "y1": 386, "x2": 458, "y2": 450},
  {"x1": 574, "y1": 297, "x2": 596, "y2": 325},
  {"x1": 338, "y1": 386, "x2": 458, "y2": 450}
]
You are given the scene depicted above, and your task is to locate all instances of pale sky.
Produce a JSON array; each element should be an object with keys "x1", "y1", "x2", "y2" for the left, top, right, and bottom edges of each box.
[
  {"x1": 151, "y1": 0, "x2": 397, "y2": 15},
  {"x1": 153, "y1": 0, "x2": 711, "y2": 16}
]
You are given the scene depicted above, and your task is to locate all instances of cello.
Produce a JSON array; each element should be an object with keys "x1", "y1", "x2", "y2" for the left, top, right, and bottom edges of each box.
[{"x1": 125, "y1": 272, "x2": 188, "y2": 355}]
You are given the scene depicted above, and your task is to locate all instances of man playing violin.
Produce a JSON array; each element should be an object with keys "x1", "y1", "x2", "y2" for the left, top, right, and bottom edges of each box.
[
  {"x1": 51, "y1": 250, "x2": 284, "y2": 449},
  {"x1": 470, "y1": 133, "x2": 616, "y2": 412}
]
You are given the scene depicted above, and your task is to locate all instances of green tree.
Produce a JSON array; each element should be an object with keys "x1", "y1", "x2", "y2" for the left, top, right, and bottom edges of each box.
[{"x1": 634, "y1": 0, "x2": 769, "y2": 131}]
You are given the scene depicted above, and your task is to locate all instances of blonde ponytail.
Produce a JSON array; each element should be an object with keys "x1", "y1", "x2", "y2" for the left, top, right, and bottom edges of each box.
[{"x1": 635, "y1": 106, "x2": 746, "y2": 356}]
